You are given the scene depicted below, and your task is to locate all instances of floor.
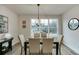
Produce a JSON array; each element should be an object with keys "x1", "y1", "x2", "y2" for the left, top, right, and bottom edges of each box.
[{"x1": 5, "y1": 44, "x2": 77, "y2": 55}]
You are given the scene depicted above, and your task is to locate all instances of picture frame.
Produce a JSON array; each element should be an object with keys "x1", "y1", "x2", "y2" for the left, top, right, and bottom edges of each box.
[
  {"x1": 22, "y1": 20, "x2": 26, "y2": 24},
  {"x1": 0, "y1": 15, "x2": 8, "y2": 33}
]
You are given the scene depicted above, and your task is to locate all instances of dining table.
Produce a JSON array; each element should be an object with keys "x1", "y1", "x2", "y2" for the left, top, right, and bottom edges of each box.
[{"x1": 24, "y1": 38, "x2": 59, "y2": 55}]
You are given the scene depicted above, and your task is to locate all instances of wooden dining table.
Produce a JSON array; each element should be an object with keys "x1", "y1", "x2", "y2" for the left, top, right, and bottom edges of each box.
[{"x1": 24, "y1": 38, "x2": 59, "y2": 55}]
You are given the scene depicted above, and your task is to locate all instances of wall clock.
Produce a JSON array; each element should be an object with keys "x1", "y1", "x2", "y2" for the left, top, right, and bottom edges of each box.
[{"x1": 68, "y1": 18, "x2": 79, "y2": 30}]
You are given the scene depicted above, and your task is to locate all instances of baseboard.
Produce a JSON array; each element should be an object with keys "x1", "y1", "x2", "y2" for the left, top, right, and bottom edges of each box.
[{"x1": 63, "y1": 43, "x2": 79, "y2": 55}]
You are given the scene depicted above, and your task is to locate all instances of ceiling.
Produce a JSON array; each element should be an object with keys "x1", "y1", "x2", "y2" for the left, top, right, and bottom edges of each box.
[{"x1": 3, "y1": 4, "x2": 76, "y2": 15}]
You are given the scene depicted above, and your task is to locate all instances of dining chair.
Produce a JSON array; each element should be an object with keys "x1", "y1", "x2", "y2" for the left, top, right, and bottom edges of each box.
[
  {"x1": 41, "y1": 32, "x2": 47, "y2": 38},
  {"x1": 34, "y1": 33, "x2": 40, "y2": 38},
  {"x1": 29, "y1": 38, "x2": 40, "y2": 55},
  {"x1": 42, "y1": 38, "x2": 53, "y2": 55},
  {"x1": 18, "y1": 34, "x2": 26, "y2": 54},
  {"x1": 57, "y1": 35, "x2": 64, "y2": 55}
]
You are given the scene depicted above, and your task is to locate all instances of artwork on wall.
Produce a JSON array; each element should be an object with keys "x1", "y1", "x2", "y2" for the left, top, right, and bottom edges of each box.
[
  {"x1": 22, "y1": 25, "x2": 26, "y2": 28},
  {"x1": 22, "y1": 20, "x2": 26, "y2": 24},
  {"x1": 0, "y1": 15, "x2": 8, "y2": 33},
  {"x1": 22, "y1": 20, "x2": 26, "y2": 28}
]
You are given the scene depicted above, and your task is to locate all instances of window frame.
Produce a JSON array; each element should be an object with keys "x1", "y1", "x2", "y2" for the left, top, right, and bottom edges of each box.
[
  {"x1": 48, "y1": 19, "x2": 58, "y2": 35},
  {"x1": 31, "y1": 18, "x2": 58, "y2": 37}
]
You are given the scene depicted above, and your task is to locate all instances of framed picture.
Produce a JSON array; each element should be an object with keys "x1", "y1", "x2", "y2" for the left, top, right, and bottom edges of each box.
[
  {"x1": 0, "y1": 15, "x2": 8, "y2": 33},
  {"x1": 22, "y1": 20, "x2": 26, "y2": 28},
  {"x1": 22, "y1": 25, "x2": 26, "y2": 28},
  {"x1": 22, "y1": 20, "x2": 26, "y2": 24}
]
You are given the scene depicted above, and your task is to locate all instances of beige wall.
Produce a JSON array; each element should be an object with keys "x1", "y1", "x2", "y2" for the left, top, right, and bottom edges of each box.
[
  {"x1": 18, "y1": 15, "x2": 62, "y2": 39},
  {"x1": 62, "y1": 6, "x2": 79, "y2": 54},
  {"x1": 0, "y1": 5, "x2": 19, "y2": 45}
]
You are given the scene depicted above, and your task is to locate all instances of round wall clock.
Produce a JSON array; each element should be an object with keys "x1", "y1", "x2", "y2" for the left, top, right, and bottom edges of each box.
[{"x1": 68, "y1": 18, "x2": 79, "y2": 30}]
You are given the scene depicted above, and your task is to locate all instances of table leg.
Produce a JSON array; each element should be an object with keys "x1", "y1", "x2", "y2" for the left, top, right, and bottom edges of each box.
[
  {"x1": 9, "y1": 40, "x2": 12, "y2": 50},
  {"x1": 24, "y1": 42, "x2": 27, "y2": 55},
  {"x1": 0, "y1": 43, "x2": 2, "y2": 55},
  {"x1": 56, "y1": 43, "x2": 59, "y2": 55}
]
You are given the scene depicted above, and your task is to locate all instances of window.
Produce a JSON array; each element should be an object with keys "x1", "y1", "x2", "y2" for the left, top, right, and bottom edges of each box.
[
  {"x1": 40, "y1": 19, "x2": 48, "y2": 33},
  {"x1": 31, "y1": 19, "x2": 40, "y2": 33},
  {"x1": 31, "y1": 18, "x2": 58, "y2": 37},
  {"x1": 49, "y1": 19, "x2": 57, "y2": 34}
]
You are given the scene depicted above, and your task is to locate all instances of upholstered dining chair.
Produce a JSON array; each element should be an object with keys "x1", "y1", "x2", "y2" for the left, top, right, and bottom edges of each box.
[
  {"x1": 41, "y1": 32, "x2": 47, "y2": 38},
  {"x1": 34, "y1": 33, "x2": 40, "y2": 38},
  {"x1": 18, "y1": 34, "x2": 26, "y2": 54},
  {"x1": 57, "y1": 35, "x2": 64, "y2": 55},
  {"x1": 29, "y1": 38, "x2": 40, "y2": 55},
  {"x1": 42, "y1": 38, "x2": 53, "y2": 55}
]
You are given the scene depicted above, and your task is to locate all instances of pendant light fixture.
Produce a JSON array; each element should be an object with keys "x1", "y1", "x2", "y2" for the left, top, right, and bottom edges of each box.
[
  {"x1": 36, "y1": 4, "x2": 40, "y2": 27},
  {"x1": 37, "y1": 4, "x2": 40, "y2": 20}
]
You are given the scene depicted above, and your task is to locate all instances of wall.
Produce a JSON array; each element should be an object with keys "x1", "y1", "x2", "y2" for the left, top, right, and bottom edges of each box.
[
  {"x1": 62, "y1": 6, "x2": 79, "y2": 54},
  {"x1": 18, "y1": 15, "x2": 62, "y2": 39},
  {"x1": 0, "y1": 5, "x2": 19, "y2": 45}
]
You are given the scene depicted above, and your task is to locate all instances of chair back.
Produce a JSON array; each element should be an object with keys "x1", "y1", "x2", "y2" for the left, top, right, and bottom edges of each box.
[
  {"x1": 34, "y1": 33, "x2": 40, "y2": 38},
  {"x1": 42, "y1": 38, "x2": 53, "y2": 54},
  {"x1": 18, "y1": 34, "x2": 26, "y2": 47},
  {"x1": 57, "y1": 35, "x2": 64, "y2": 44},
  {"x1": 41, "y1": 32, "x2": 47, "y2": 38},
  {"x1": 29, "y1": 38, "x2": 40, "y2": 54}
]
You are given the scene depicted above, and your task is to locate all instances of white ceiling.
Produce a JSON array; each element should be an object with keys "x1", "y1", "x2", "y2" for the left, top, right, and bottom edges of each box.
[{"x1": 3, "y1": 4, "x2": 76, "y2": 15}]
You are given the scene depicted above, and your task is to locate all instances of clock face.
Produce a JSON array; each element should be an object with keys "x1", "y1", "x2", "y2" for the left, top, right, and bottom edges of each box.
[{"x1": 68, "y1": 18, "x2": 79, "y2": 30}]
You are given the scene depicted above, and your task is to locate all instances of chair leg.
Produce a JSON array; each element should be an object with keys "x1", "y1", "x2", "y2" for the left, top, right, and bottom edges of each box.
[
  {"x1": 59, "y1": 45, "x2": 61, "y2": 55},
  {"x1": 20, "y1": 47, "x2": 22, "y2": 55}
]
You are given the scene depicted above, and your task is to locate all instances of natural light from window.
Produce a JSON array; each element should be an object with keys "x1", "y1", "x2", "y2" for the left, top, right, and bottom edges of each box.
[{"x1": 31, "y1": 18, "x2": 58, "y2": 37}]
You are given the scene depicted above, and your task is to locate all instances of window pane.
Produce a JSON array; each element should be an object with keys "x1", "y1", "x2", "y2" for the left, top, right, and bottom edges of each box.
[
  {"x1": 49, "y1": 28, "x2": 57, "y2": 34},
  {"x1": 31, "y1": 19, "x2": 39, "y2": 27},
  {"x1": 40, "y1": 19, "x2": 48, "y2": 27},
  {"x1": 31, "y1": 27, "x2": 40, "y2": 33},
  {"x1": 31, "y1": 18, "x2": 58, "y2": 35},
  {"x1": 41, "y1": 27, "x2": 48, "y2": 33},
  {"x1": 31, "y1": 19, "x2": 40, "y2": 33},
  {"x1": 49, "y1": 19, "x2": 57, "y2": 28}
]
